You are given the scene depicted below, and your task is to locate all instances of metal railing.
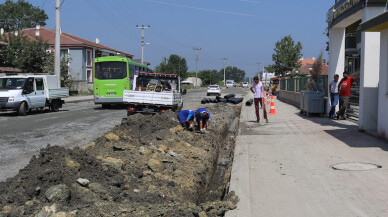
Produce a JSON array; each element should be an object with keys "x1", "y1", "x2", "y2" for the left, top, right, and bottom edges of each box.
[{"x1": 279, "y1": 75, "x2": 328, "y2": 96}]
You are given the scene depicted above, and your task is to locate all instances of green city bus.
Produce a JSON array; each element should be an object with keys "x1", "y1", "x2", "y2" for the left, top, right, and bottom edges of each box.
[{"x1": 93, "y1": 56, "x2": 149, "y2": 108}]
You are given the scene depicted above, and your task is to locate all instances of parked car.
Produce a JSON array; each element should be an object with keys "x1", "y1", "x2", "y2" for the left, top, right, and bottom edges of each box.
[
  {"x1": 207, "y1": 85, "x2": 221, "y2": 96},
  {"x1": 242, "y1": 82, "x2": 249, "y2": 88}
]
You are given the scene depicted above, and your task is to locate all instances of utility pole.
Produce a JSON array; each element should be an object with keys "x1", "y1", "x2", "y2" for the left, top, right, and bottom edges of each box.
[
  {"x1": 136, "y1": 25, "x2": 150, "y2": 64},
  {"x1": 54, "y1": 0, "x2": 61, "y2": 87},
  {"x1": 222, "y1": 58, "x2": 227, "y2": 86},
  {"x1": 193, "y1": 47, "x2": 201, "y2": 87},
  {"x1": 256, "y1": 62, "x2": 261, "y2": 79}
]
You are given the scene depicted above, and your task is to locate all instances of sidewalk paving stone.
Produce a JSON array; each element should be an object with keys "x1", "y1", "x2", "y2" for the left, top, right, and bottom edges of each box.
[{"x1": 227, "y1": 93, "x2": 388, "y2": 217}]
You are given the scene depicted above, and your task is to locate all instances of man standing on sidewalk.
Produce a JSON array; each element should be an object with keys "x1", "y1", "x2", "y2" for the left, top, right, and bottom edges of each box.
[
  {"x1": 337, "y1": 71, "x2": 359, "y2": 120},
  {"x1": 329, "y1": 74, "x2": 340, "y2": 119},
  {"x1": 250, "y1": 76, "x2": 268, "y2": 123}
]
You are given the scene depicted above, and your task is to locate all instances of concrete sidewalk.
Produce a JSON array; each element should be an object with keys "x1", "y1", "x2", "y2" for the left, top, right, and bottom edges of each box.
[
  {"x1": 64, "y1": 95, "x2": 93, "y2": 103},
  {"x1": 227, "y1": 94, "x2": 388, "y2": 217}
]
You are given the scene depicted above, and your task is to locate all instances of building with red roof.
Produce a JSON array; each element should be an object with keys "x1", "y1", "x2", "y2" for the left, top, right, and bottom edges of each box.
[
  {"x1": 1, "y1": 27, "x2": 135, "y2": 91},
  {"x1": 297, "y1": 57, "x2": 328, "y2": 75}
]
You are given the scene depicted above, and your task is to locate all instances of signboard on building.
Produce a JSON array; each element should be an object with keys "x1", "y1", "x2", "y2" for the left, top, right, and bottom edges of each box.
[{"x1": 327, "y1": 0, "x2": 362, "y2": 24}]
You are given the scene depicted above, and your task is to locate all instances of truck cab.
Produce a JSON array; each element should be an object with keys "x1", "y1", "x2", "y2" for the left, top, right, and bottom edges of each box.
[{"x1": 0, "y1": 75, "x2": 69, "y2": 116}]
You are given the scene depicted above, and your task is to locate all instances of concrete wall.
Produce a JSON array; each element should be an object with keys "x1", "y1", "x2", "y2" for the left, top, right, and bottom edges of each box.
[
  {"x1": 358, "y1": 6, "x2": 385, "y2": 132},
  {"x1": 70, "y1": 80, "x2": 93, "y2": 93},
  {"x1": 328, "y1": 28, "x2": 346, "y2": 115},
  {"x1": 378, "y1": 29, "x2": 388, "y2": 140},
  {"x1": 278, "y1": 90, "x2": 301, "y2": 108}
]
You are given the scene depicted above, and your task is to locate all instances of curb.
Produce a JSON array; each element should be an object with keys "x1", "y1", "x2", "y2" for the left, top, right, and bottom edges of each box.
[
  {"x1": 64, "y1": 96, "x2": 94, "y2": 103},
  {"x1": 225, "y1": 96, "x2": 252, "y2": 217}
]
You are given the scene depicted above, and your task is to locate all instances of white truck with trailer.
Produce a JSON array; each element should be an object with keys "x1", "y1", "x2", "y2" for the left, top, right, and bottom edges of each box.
[
  {"x1": 0, "y1": 75, "x2": 69, "y2": 116},
  {"x1": 123, "y1": 72, "x2": 184, "y2": 116}
]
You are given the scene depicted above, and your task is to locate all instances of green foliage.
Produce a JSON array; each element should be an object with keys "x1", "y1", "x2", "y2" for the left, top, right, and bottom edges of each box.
[
  {"x1": 42, "y1": 52, "x2": 72, "y2": 88},
  {"x1": 186, "y1": 71, "x2": 196, "y2": 78},
  {"x1": 0, "y1": 0, "x2": 48, "y2": 32},
  {"x1": 217, "y1": 66, "x2": 245, "y2": 83},
  {"x1": 267, "y1": 35, "x2": 303, "y2": 76},
  {"x1": 0, "y1": 33, "x2": 52, "y2": 73},
  {"x1": 155, "y1": 54, "x2": 188, "y2": 78},
  {"x1": 181, "y1": 84, "x2": 194, "y2": 89},
  {"x1": 307, "y1": 51, "x2": 324, "y2": 91},
  {"x1": 198, "y1": 69, "x2": 218, "y2": 86}
]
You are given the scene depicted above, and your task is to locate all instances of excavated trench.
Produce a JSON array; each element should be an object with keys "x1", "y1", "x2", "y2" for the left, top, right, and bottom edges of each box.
[{"x1": 0, "y1": 103, "x2": 240, "y2": 217}]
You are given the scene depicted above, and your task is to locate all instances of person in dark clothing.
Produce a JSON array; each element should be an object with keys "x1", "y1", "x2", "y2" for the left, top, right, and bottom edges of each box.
[
  {"x1": 195, "y1": 108, "x2": 210, "y2": 131},
  {"x1": 178, "y1": 110, "x2": 195, "y2": 130}
]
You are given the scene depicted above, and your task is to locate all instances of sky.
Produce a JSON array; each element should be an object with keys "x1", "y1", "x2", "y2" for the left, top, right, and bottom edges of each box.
[{"x1": 1, "y1": 0, "x2": 334, "y2": 77}]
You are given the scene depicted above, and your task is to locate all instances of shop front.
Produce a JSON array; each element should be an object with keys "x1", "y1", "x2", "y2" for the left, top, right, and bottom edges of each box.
[{"x1": 327, "y1": 0, "x2": 386, "y2": 135}]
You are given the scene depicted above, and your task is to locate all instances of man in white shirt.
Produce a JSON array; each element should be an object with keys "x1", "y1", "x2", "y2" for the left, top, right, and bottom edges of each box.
[
  {"x1": 329, "y1": 74, "x2": 339, "y2": 118},
  {"x1": 250, "y1": 76, "x2": 268, "y2": 123}
]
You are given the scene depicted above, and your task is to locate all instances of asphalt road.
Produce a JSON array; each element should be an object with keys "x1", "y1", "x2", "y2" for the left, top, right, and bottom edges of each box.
[{"x1": 0, "y1": 87, "x2": 245, "y2": 181}]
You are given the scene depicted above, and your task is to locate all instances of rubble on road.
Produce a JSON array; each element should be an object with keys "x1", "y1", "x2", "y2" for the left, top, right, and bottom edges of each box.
[{"x1": 0, "y1": 103, "x2": 240, "y2": 217}]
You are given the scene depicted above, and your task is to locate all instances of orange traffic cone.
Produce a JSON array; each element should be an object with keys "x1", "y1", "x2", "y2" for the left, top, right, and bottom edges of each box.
[
  {"x1": 267, "y1": 93, "x2": 271, "y2": 106},
  {"x1": 269, "y1": 95, "x2": 277, "y2": 115}
]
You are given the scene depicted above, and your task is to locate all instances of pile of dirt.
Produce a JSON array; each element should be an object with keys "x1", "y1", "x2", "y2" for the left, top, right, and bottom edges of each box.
[{"x1": 0, "y1": 103, "x2": 239, "y2": 217}]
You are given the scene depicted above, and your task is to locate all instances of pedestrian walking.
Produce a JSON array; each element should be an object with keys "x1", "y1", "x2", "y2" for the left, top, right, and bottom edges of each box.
[
  {"x1": 250, "y1": 76, "x2": 268, "y2": 123},
  {"x1": 178, "y1": 110, "x2": 195, "y2": 130},
  {"x1": 195, "y1": 108, "x2": 210, "y2": 131},
  {"x1": 329, "y1": 74, "x2": 340, "y2": 119},
  {"x1": 337, "y1": 71, "x2": 359, "y2": 120}
]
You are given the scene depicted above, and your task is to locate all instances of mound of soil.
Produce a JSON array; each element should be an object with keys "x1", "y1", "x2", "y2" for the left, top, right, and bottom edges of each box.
[{"x1": 0, "y1": 104, "x2": 239, "y2": 217}]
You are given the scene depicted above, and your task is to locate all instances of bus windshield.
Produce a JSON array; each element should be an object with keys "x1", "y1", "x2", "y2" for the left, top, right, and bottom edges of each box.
[
  {"x1": 0, "y1": 78, "x2": 27, "y2": 90},
  {"x1": 95, "y1": 61, "x2": 127, "y2": 80}
]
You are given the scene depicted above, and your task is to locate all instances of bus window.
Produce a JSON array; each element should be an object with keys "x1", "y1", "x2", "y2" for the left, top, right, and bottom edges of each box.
[{"x1": 95, "y1": 62, "x2": 127, "y2": 79}]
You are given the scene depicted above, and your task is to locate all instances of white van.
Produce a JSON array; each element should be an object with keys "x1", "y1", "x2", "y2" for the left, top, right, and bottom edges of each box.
[{"x1": 0, "y1": 75, "x2": 69, "y2": 116}]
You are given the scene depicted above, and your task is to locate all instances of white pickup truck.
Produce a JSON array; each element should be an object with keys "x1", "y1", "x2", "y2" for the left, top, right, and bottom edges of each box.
[
  {"x1": 123, "y1": 72, "x2": 184, "y2": 115},
  {"x1": 0, "y1": 75, "x2": 69, "y2": 116}
]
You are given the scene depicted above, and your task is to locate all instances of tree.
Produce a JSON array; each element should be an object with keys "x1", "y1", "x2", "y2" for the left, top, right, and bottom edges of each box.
[
  {"x1": 218, "y1": 66, "x2": 245, "y2": 82},
  {"x1": 0, "y1": 33, "x2": 52, "y2": 73},
  {"x1": 198, "y1": 69, "x2": 218, "y2": 85},
  {"x1": 267, "y1": 35, "x2": 303, "y2": 76},
  {"x1": 0, "y1": 0, "x2": 48, "y2": 32},
  {"x1": 155, "y1": 54, "x2": 188, "y2": 78},
  {"x1": 307, "y1": 51, "x2": 324, "y2": 91},
  {"x1": 186, "y1": 71, "x2": 196, "y2": 78}
]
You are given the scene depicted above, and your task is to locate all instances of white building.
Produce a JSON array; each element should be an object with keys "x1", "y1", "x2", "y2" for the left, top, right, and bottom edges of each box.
[{"x1": 327, "y1": 0, "x2": 388, "y2": 139}]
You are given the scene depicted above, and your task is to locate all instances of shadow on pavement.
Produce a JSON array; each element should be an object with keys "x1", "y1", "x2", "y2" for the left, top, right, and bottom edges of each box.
[
  {"x1": 295, "y1": 112, "x2": 388, "y2": 151},
  {"x1": 325, "y1": 128, "x2": 388, "y2": 151}
]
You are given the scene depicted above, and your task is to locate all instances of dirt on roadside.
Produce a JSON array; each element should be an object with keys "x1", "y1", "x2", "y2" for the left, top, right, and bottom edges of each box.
[{"x1": 0, "y1": 103, "x2": 240, "y2": 217}]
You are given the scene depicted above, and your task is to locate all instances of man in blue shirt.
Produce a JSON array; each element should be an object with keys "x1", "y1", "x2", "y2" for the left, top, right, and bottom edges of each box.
[
  {"x1": 195, "y1": 108, "x2": 210, "y2": 131},
  {"x1": 178, "y1": 110, "x2": 195, "y2": 130}
]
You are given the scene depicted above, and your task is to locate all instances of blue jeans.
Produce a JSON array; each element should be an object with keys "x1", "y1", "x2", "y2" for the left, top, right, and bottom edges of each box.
[{"x1": 329, "y1": 93, "x2": 339, "y2": 117}]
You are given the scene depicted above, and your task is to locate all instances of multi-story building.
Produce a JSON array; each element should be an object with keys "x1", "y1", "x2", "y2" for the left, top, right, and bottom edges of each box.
[{"x1": 327, "y1": 0, "x2": 388, "y2": 139}]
